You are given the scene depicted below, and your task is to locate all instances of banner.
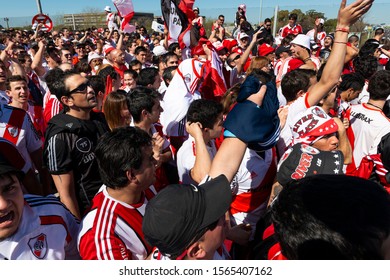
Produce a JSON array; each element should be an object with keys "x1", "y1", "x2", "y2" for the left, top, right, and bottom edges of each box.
[
  {"x1": 161, "y1": 0, "x2": 195, "y2": 49},
  {"x1": 112, "y1": 0, "x2": 135, "y2": 32}
]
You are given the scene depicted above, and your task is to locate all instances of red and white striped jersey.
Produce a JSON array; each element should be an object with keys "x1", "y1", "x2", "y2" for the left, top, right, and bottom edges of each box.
[
  {"x1": 230, "y1": 148, "x2": 276, "y2": 240},
  {"x1": 0, "y1": 195, "x2": 80, "y2": 260},
  {"x1": 0, "y1": 104, "x2": 42, "y2": 168},
  {"x1": 176, "y1": 136, "x2": 217, "y2": 184},
  {"x1": 276, "y1": 96, "x2": 309, "y2": 156},
  {"x1": 78, "y1": 185, "x2": 156, "y2": 260},
  {"x1": 281, "y1": 24, "x2": 303, "y2": 38},
  {"x1": 306, "y1": 29, "x2": 327, "y2": 47},
  {"x1": 160, "y1": 58, "x2": 204, "y2": 137},
  {"x1": 345, "y1": 103, "x2": 390, "y2": 174}
]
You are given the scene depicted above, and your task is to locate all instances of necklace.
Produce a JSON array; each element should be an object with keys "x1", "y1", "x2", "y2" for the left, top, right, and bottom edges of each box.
[{"x1": 366, "y1": 102, "x2": 382, "y2": 110}]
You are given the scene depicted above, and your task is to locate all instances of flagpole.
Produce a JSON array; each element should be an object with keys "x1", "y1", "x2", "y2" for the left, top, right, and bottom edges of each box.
[
  {"x1": 259, "y1": 0, "x2": 263, "y2": 23},
  {"x1": 36, "y1": 0, "x2": 43, "y2": 14}
]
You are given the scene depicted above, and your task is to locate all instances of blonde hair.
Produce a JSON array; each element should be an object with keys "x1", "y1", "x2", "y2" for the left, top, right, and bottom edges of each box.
[{"x1": 246, "y1": 56, "x2": 269, "y2": 75}]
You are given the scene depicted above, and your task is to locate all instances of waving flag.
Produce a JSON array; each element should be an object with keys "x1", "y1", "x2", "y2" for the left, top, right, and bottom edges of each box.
[
  {"x1": 112, "y1": 0, "x2": 135, "y2": 33},
  {"x1": 199, "y1": 48, "x2": 227, "y2": 101},
  {"x1": 161, "y1": 0, "x2": 195, "y2": 49}
]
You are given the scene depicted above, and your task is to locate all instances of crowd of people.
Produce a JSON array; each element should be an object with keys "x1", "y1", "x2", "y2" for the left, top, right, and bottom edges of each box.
[{"x1": 1, "y1": 0, "x2": 390, "y2": 260}]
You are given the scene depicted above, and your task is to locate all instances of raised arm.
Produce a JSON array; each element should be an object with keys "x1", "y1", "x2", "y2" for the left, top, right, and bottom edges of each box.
[{"x1": 307, "y1": 0, "x2": 374, "y2": 107}]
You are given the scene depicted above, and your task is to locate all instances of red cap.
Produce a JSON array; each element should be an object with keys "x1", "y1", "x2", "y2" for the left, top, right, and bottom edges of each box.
[
  {"x1": 222, "y1": 39, "x2": 238, "y2": 53},
  {"x1": 258, "y1": 43, "x2": 275, "y2": 56}
]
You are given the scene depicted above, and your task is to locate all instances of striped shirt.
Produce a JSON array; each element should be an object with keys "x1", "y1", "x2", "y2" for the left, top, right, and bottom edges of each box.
[{"x1": 78, "y1": 185, "x2": 156, "y2": 260}]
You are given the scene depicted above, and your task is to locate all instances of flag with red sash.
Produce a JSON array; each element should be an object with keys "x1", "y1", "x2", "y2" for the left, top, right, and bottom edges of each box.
[
  {"x1": 161, "y1": 0, "x2": 195, "y2": 49},
  {"x1": 112, "y1": 0, "x2": 135, "y2": 33}
]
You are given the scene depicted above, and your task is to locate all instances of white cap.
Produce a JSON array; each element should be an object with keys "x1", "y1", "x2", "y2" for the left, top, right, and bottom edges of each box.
[
  {"x1": 88, "y1": 52, "x2": 103, "y2": 64},
  {"x1": 104, "y1": 6, "x2": 111, "y2": 12},
  {"x1": 152, "y1": 45, "x2": 168, "y2": 56},
  {"x1": 291, "y1": 34, "x2": 311, "y2": 50},
  {"x1": 319, "y1": 18, "x2": 325, "y2": 25},
  {"x1": 238, "y1": 32, "x2": 249, "y2": 41}
]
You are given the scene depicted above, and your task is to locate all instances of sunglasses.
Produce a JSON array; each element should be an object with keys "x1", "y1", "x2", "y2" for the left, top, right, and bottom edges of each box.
[{"x1": 68, "y1": 81, "x2": 91, "y2": 94}]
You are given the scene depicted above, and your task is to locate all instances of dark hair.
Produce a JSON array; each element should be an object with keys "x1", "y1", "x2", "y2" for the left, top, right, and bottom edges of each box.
[
  {"x1": 359, "y1": 39, "x2": 380, "y2": 57},
  {"x1": 74, "y1": 58, "x2": 91, "y2": 74},
  {"x1": 162, "y1": 66, "x2": 177, "y2": 86},
  {"x1": 45, "y1": 67, "x2": 65, "y2": 95},
  {"x1": 271, "y1": 174, "x2": 390, "y2": 259},
  {"x1": 167, "y1": 42, "x2": 180, "y2": 53},
  {"x1": 97, "y1": 65, "x2": 119, "y2": 83},
  {"x1": 123, "y1": 69, "x2": 138, "y2": 80},
  {"x1": 353, "y1": 55, "x2": 378, "y2": 80},
  {"x1": 281, "y1": 69, "x2": 311, "y2": 102},
  {"x1": 5, "y1": 75, "x2": 26, "y2": 90},
  {"x1": 264, "y1": 18, "x2": 271, "y2": 24},
  {"x1": 375, "y1": 28, "x2": 384, "y2": 36},
  {"x1": 348, "y1": 34, "x2": 359, "y2": 43},
  {"x1": 127, "y1": 87, "x2": 160, "y2": 122},
  {"x1": 134, "y1": 46, "x2": 148, "y2": 55},
  {"x1": 338, "y1": 73, "x2": 365, "y2": 92},
  {"x1": 289, "y1": 13, "x2": 298, "y2": 20},
  {"x1": 186, "y1": 99, "x2": 223, "y2": 129},
  {"x1": 88, "y1": 75, "x2": 105, "y2": 94},
  {"x1": 162, "y1": 52, "x2": 179, "y2": 65},
  {"x1": 367, "y1": 70, "x2": 390, "y2": 101},
  {"x1": 95, "y1": 126, "x2": 152, "y2": 189},
  {"x1": 129, "y1": 59, "x2": 142, "y2": 68},
  {"x1": 137, "y1": 67, "x2": 159, "y2": 87}
]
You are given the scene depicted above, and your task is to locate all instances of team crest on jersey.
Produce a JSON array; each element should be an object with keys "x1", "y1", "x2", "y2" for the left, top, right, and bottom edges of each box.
[
  {"x1": 7, "y1": 126, "x2": 19, "y2": 138},
  {"x1": 76, "y1": 137, "x2": 92, "y2": 153},
  {"x1": 184, "y1": 74, "x2": 191, "y2": 84},
  {"x1": 28, "y1": 233, "x2": 48, "y2": 259}
]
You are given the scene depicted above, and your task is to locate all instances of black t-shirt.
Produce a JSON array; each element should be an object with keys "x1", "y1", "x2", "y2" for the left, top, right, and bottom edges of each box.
[{"x1": 44, "y1": 113, "x2": 108, "y2": 214}]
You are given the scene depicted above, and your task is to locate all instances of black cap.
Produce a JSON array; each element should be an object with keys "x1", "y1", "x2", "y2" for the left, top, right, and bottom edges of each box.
[
  {"x1": 277, "y1": 143, "x2": 344, "y2": 187},
  {"x1": 0, "y1": 138, "x2": 26, "y2": 178},
  {"x1": 275, "y1": 45, "x2": 291, "y2": 56},
  {"x1": 142, "y1": 175, "x2": 231, "y2": 257}
]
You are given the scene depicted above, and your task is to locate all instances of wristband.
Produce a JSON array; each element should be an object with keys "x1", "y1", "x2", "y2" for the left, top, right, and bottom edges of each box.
[{"x1": 335, "y1": 27, "x2": 350, "y2": 33}]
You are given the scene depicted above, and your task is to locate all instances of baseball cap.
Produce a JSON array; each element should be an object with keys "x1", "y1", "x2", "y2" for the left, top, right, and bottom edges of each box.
[
  {"x1": 193, "y1": 7, "x2": 199, "y2": 12},
  {"x1": 319, "y1": 18, "x2": 325, "y2": 25},
  {"x1": 275, "y1": 45, "x2": 291, "y2": 56},
  {"x1": 75, "y1": 42, "x2": 85, "y2": 49},
  {"x1": 0, "y1": 138, "x2": 26, "y2": 179},
  {"x1": 152, "y1": 45, "x2": 168, "y2": 56},
  {"x1": 104, "y1": 6, "x2": 111, "y2": 12},
  {"x1": 103, "y1": 44, "x2": 115, "y2": 56},
  {"x1": 238, "y1": 32, "x2": 249, "y2": 41},
  {"x1": 222, "y1": 39, "x2": 238, "y2": 53},
  {"x1": 212, "y1": 41, "x2": 228, "y2": 53},
  {"x1": 258, "y1": 43, "x2": 275, "y2": 56},
  {"x1": 143, "y1": 175, "x2": 231, "y2": 257},
  {"x1": 277, "y1": 143, "x2": 344, "y2": 187},
  {"x1": 291, "y1": 106, "x2": 339, "y2": 146},
  {"x1": 291, "y1": 34, "x2": 311, "y2": 50},
  {"x1": 88, "y1": 52, "x2": 103, "y2": 64}
]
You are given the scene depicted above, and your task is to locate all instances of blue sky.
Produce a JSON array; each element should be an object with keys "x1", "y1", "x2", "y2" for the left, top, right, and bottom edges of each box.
[{"x1": 1, "y1": 0, "x2": 389, "y2": 26}]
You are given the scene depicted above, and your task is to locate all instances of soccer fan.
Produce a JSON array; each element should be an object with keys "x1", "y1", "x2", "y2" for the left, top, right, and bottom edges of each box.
[
  {"x1": 176, "y1": 99, "x2": 224, "y2": 185},
  {"x1": 345, "y1": 70, "x2": 390, "y2": 177},
  {"x1": 43, "y1": 71, "x2": 109, "y2": 219},
  {"x1": 0, "y1": 140, "x2": 80, "y2": 260},
  {"x1": 78, "y1": 127, "x2": 157, "y2": 260},
  {"x1": 280, "y1": 13, "x2": 303, "y2": 38},
  {"x1": 143, "y1": 175, "x2": 231, "y2": 260}
]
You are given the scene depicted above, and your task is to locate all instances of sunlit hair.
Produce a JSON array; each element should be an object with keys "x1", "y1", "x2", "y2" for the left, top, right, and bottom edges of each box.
[{"x1": 103, "y1": 91, "x2": 131, "y2": 130}]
